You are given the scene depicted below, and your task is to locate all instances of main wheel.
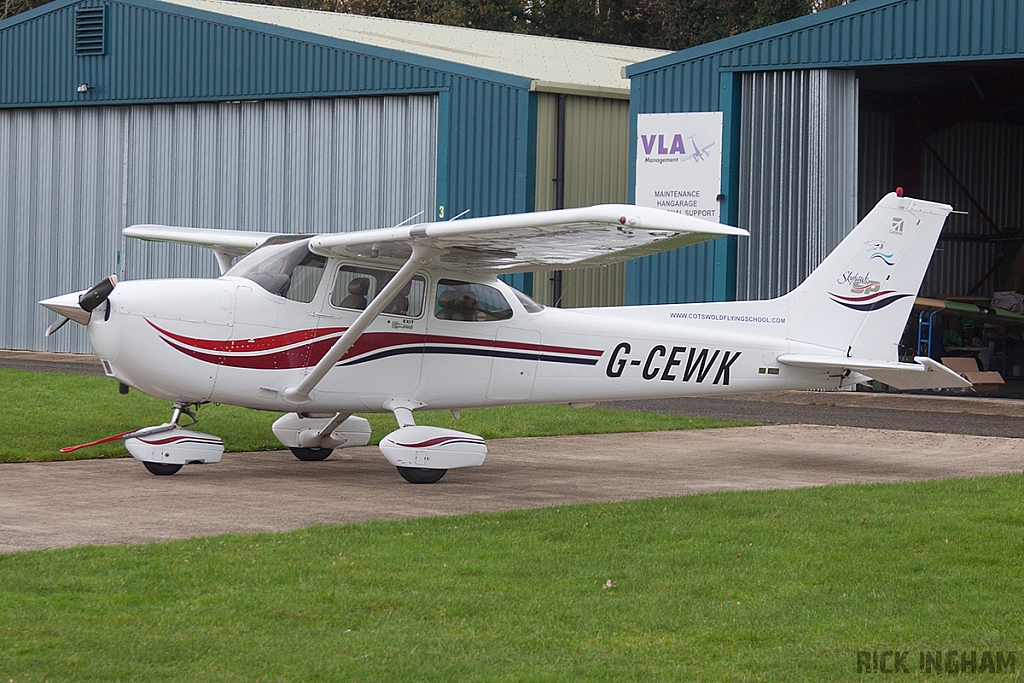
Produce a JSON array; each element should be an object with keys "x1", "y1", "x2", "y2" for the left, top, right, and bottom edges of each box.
[
  {"x1": 144, "y1": 461, "x2": 183, "y2": 476},
  {"x1": 397, "y1": 467, "x2": 447, "y2": 484},
  {"x1": 290, "y1": 447, "x2": 334, "y2": 461}
]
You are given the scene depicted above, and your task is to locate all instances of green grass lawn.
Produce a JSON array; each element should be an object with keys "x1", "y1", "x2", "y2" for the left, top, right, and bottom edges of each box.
[
  {"x1": 0, "y1": 369, "x2": 751, "y2": 462},
  {"x1": 2, "y1": 474, "x2": 1022, "y2": 681}
]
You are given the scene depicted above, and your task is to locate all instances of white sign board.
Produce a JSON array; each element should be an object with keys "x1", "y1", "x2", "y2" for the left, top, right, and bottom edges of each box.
[{"x1": 635, "y1": 112, "x2": 723, "y2": 223}]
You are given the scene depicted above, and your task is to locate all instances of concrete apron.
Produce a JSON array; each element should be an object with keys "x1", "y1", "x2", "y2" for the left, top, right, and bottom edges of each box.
[{"x1": 3, "y1": 424, "x2": 1024, "y2": 553}]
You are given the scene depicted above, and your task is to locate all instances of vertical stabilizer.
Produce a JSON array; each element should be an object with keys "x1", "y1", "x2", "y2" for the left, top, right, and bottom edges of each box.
[{"x1": 780, "y1": 193, "x2": 952, "y2": 360}]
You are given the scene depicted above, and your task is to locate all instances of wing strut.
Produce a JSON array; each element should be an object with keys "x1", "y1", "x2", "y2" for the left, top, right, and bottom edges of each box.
[{"x1": 281, "y1": 243, "x2": 439, "y2": 405}]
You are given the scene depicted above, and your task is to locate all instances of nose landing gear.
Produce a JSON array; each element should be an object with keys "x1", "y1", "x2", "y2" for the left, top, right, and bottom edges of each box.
[{"x1": 124, "y1": 403, "x2": 224, "y2": 476}]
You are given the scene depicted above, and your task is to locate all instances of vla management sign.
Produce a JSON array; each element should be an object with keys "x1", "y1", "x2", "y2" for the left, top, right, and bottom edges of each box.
[{"x1": 635, "y1": 112, "x2": 723, "y2": 222}]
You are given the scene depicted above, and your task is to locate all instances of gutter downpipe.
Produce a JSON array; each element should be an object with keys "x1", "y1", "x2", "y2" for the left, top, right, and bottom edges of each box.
[{"x1": 551, "y1": 93, "x2": 566, "y2": 307}]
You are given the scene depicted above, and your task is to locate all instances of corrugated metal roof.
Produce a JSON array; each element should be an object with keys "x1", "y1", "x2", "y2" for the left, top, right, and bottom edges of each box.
[
  {"x1": 159, "y1": 0, "x2": 669, "y2": 98},
  {"x1": 627, "y1": 0, "x2": 1024, "y2": 77}
]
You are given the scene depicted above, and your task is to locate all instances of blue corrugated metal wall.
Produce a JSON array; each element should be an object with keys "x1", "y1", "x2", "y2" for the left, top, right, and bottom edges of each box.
[
  {"x1": 0, "y1": 0, "x2": 536, "y2": 222},
  {"x1": 626, "y1": 0, "x2": 1024, "y2": 305}
]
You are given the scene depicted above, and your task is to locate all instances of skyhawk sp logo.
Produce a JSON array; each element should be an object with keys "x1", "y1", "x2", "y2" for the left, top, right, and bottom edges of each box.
[{"x1": 837, "y1": 271, "x2": 880, "y2": 294}]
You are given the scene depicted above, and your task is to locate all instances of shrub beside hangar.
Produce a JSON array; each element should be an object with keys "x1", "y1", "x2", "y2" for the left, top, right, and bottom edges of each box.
[
  {"x1": 0, "y1": 0, "x2": 667, "y2": 353},
  {"x1": 625, "y1": 0, "x2": 1024, "y2": 308}
]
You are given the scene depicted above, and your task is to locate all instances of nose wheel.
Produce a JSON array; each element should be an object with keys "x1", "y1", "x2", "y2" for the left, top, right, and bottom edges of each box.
[
  {"x1": 127, "y1": 403, "x2": 224, "y2": 475},
  {"x1": 144, "y1": 461, "x2": 183, "y2": 476}
]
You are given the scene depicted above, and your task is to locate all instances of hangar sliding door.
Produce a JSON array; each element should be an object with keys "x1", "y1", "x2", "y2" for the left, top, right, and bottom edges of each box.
[
  {"x1": 735, "y1": 70, "x2": 858, "y2": 301},
  {"x1": 0, "y1": 106, "x2": 128, "y2": 354},
  {"x1": 0, "y1": 95, "x2": 437, "y2": 352},
  {"x1": 123, "y1": 96, "x2": 438, "y2": 280}
]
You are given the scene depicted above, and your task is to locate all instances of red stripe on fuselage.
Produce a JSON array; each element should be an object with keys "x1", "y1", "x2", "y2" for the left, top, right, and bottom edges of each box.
[
  {"x1": 147, "y1": 319, "x2": 347, "y2": 352},
  {"x1": 149, "y1": 319, "x2": 602, "y2": 360},
  {"x1": 161, "y1": 335, "x2": 342, "y2": 369},
  {"x1": 150, "y1": 321, "x2": 604, "y2": 369}
]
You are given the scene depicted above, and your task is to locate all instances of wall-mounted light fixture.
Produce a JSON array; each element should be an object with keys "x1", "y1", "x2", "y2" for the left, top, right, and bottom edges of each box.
[{"x1": 77, "y1": 83, "x2": 93, "y2": 93}]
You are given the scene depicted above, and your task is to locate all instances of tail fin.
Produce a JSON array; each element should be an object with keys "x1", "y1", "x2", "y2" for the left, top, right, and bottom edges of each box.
[{"x1": 780, "y1": 193, "x2": 952, "y2": 361}]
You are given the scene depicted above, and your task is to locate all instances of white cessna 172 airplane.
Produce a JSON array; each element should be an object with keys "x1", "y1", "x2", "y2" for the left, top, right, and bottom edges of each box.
[{"x1": 41, "y1": 191, "x2": 970, "y2": 483}]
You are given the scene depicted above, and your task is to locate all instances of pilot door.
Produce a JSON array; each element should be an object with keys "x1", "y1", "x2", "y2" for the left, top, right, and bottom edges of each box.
[
  {"x1": 219, "y1": 238, "x2": 329, "y2": 401},
  {"x1": 310, "y1": 263, "x2": 427, "y2": 401},
  {"x1": 421, "y1": 278, "x2": 538, "y2": 404}
]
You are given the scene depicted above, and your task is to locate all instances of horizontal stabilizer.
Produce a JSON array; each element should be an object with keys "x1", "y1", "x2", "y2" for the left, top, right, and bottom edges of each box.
[{"x1": 777, "y1": 354, "x2": 972, "y2": 390}]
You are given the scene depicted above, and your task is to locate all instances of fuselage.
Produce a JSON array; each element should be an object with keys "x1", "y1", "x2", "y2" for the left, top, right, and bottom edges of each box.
[{"x1": 87, "y1": 261, "x2": 849, "y2": 414}]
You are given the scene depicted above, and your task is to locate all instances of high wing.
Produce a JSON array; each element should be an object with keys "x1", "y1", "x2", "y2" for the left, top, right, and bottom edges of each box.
[
  {"x1": 122, "y1": 225, "x2": 284, "y2": 274},
  {"x1": 308, "y1": 204, "x2": 748, "y2": 273},
  {"x1": 272, "y1": 204, "x2": 743, "y2": 404}
]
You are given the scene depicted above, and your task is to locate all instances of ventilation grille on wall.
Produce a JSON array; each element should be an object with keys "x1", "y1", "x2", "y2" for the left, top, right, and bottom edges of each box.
[{"x1": 75, "y1": 7, "x2": 106, "y2": 56}]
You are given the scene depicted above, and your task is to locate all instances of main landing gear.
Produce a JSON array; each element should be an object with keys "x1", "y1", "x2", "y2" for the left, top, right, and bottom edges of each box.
[
  {"x1": 131, "y1": 402, "x2": 487, "y2": 484},
  {"x1": 272, "y1": 413, "x2": 372, "y2": 461},
  {"x1": 395, "y1": 466, "x2": 449, "y2": 484},
  {"x1": 378, "y1": 399, "x2": 487, "y2": 484},
  {"x1": 275, "y1": 404, "x2": 486, "y2": 483},
  {"x1": 290, "y1": 447, "x2": 334, "y2": 461}
]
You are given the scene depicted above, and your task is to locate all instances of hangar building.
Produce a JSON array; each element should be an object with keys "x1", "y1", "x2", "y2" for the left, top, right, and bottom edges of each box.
[
  {"x1": 0, "y1": 0, "x2": 666, "y2": 353},
  {"x1": 626, "y1": 0, "x2": 1024, "y2": 308}
]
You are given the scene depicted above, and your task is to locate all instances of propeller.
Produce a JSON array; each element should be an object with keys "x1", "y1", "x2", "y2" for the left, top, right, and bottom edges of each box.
[
  {"x1": 45, "y1": 317, "x2": 72, "y2": 337},
  {"x1": 40, "y1": 275, "x2": 117, "y2": 337},
  {"x1": 79, "y1": 275, "x2": 117, "y2": 312}
]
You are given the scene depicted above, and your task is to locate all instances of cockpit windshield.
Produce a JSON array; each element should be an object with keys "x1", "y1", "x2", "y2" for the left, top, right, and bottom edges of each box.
[{"x1": 224, "y1": 238, "x2": 326, "y2": 303}]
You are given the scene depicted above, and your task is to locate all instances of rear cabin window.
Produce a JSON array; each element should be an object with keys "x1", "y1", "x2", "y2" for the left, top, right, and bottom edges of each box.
[
  {"x1": 434, "y1": 279, "x2": 513, "y2": 322},
  {"x1": 225, "y1": 238, "x2": 326, "y2": 304},
  {"x1": 331, "y1": 265, "x2": 425, "y2": 317}
]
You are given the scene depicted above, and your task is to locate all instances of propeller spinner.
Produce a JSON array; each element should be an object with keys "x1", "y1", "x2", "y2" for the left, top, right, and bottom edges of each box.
[{"x1": 40, "y1": 275, "x2": 117, "y2": 336}]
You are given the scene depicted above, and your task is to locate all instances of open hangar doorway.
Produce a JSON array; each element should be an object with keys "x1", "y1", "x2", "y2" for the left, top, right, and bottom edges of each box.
[{"x1": 857, "y1": 61, "x2": 1024, "y2": 387}]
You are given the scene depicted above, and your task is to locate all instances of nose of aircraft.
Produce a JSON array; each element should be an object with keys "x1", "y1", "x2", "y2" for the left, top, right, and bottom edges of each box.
[
  {"x1": 39, "y1": 290, "x2": 92, "y2": 325},
  {"x1": 39, "y1": 275, "x2": 118, "y2": 333}
]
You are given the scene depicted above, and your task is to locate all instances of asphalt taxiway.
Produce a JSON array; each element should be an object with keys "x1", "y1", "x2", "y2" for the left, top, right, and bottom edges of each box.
[
  {"x1": 3, "y1": 424, "x2": 1023, "y2": 553},
  {"x1": 3, "y1": 351, "x2": 1023, "y2": 553}
]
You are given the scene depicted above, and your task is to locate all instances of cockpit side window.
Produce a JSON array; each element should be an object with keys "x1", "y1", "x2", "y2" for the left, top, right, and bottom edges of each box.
[
  {"x1": 286, "y1": 254, "x2": 328, "y2": 303},
  {"x1": 434, "y1": 279, "x2": 513, "y2": 322},
  {"x1": 225, "y1": 238, "x2": 326, "y2": 303},
  {"x1": 331, "y1": 265, "x2": 425, "y2": 317}
]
